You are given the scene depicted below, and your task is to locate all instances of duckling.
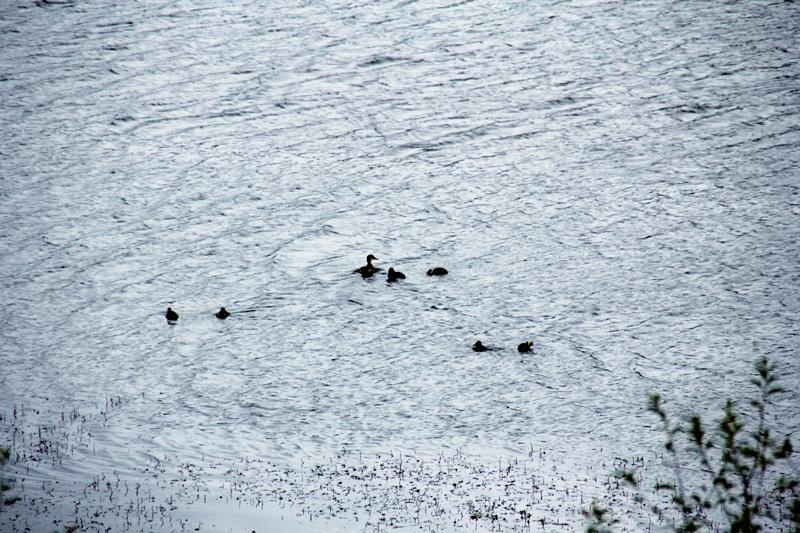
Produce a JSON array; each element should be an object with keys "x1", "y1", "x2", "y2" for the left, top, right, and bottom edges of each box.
[
  {"x1": 427, "y1": 267, "x2": 448, "y2": 276},
  {"x1": 215, "y1": 307, "x2": 230, "y2": 319},
  {"x1": 165, "y1": 307, "x2": 178, "y2": 322},
  {"x1": 354, "y1": 254, "x2": 381, "y2": 276},
  {"x1": 518, "y1": 340, "x2": 533, "y2": 353},
  {"x1": 386, "y1": 267, "x2": 406, "y2": 282},
  {"x1": 472, "y1": 340, "x2": 489, "y2": 352}
]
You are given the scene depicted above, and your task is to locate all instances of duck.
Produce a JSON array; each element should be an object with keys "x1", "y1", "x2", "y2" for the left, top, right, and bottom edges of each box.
[
  {"x1": 427, "y1": 267, "x2": 448, "y2": 276},
  {"x1": 386, "y1": 267, "x2": 406, "y2": 282},
  {"x1": 165, "y1": 307, "x2": 179, "y2": 321},
  {"x1": 472, "y1": 340, "x2": 489, "y2": 352},
  {"x1": 215, "y1": 307, "x2": 230, "y2": 319},
  {"x1": 517, "y1": 340, "x2": 533, "y2": 353},
  {"x1": 354, "y1": 254, "x2": 381, "y2": 276}
]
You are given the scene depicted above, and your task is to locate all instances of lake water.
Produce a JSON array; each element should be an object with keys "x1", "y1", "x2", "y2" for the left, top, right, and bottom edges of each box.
[{"x1": 1, "y1": 0, "x2": 798, "y2": 531}]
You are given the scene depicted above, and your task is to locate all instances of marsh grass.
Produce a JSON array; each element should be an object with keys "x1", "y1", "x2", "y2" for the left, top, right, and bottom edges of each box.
[
  {"x1": 1, "y1": 401, "x2": 647, "y2": 533},
  {"x1": 5, "y1": 390, "x2": 753, "y2": 532}
]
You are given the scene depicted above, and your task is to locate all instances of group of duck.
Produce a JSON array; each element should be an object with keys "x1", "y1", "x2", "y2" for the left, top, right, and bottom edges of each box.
[
  {"x1": 352, "y1": 254, "x2": 448, "y2": 280},
  {"x1": 164, "y1": 254, "x2": 534, "y2": 354},
  {"x1": 352, "y1": 254, "x2": 534, "y2": 354},
  {"x1": 164, "y1": 306, "x2": 228, "y2": 321}
]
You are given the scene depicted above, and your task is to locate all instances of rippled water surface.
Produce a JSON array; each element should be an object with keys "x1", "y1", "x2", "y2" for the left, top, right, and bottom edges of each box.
[{"x1": 1, "y1": 0, "x2": 799, "y2": 530}]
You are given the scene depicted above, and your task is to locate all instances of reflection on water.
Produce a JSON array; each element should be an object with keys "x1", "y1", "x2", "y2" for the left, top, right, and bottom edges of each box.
[{"x1": 1, "y1": 0, "x2": 798, "y2": 530}]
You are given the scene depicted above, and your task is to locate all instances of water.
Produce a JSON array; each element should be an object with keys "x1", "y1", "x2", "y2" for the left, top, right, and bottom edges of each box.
[{"x1": 1, "y1": 0, "x2": 799, "y2": 531}]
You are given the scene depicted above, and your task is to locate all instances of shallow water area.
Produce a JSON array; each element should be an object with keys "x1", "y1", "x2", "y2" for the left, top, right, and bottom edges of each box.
[{"x1": 1, "y1": 0, "x2": 799, "y2": 531}]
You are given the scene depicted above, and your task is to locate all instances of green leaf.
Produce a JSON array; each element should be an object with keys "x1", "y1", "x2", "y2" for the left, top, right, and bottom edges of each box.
[
  {"x1": 755, "y1": 357, "x2": 769, "y2": 379},
  {"x1": 616, "y1": 470, "x2": 637, "y2": 486},
  {"x1": 740, "y1": 445, "x2": 759, "y2": 458},
  {"x1": 714, "y1": 475, "x2": 733, "y2": 490},
  {"x1": 689, "y1": 416, "x2": 705, "y2": 446},
  {"x1": 774, "y1": 438, "x2": 793, "y2": 459}
]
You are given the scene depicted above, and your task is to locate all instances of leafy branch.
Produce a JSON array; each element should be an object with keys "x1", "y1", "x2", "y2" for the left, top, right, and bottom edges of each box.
[{"x1": 588, "y1": 357, "x2": 799, "y2": 533}]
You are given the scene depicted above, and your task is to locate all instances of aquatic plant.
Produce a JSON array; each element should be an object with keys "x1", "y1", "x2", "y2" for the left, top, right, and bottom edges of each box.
[
  {"x1": 589, "y1": 357, "x2": 800, "y2": 532},
  {"x1": 585, "y1": 501, "x2": 618, "y2": 533}
]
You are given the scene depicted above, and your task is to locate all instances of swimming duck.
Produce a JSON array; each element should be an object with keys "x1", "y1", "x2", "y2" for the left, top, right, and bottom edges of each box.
[
  {"x1": 387, "y1": 267, "x2": 406, "y2": 282},
  {"x1": 215, "y1": 307, "x2": 230, "y2": 319},
  {"x1": 472, "y1": 340, "x2": 488, "y2": 352},
  {"x1": 427, "y1": 267, "x2": 448, "y2": 276},
  {"x1": 165, "y1": 307, "x2": 179, "y2": 321},
  {"x1": 354, "y1": 254, "x2": 381, "y2": 276},
  {"x1": 518, "y1": 340, "x2": 533, "y2": 353}
]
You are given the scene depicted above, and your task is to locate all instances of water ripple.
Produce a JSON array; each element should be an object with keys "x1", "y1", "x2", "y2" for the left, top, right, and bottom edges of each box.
[{"x1": 1, "y1": 0, "x2": 799, "y2": 529}]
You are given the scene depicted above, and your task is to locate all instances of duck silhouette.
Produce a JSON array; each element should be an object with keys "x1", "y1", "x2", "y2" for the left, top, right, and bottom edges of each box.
[
  {"x1": 427, "y1": 267, "x2": 448, "y2": 276},
  {"x1": 472, "y1": 340, "x2": 488, "y2": 352},
  {"x1": 354, "y1": 254, "x2": 381, "y2": 276},
  {"x1": 518, "y1": 340, "x2": 533, "y2": 353},
  {"x1": 387, "y1": 267, "x2": 406, "y2": 282},
  {"x1": 215, "y1": 307, "x2": 230, "y2": 319},
  {"x1": 165, "y1": 307, "x2": 178, "y2": 322}
]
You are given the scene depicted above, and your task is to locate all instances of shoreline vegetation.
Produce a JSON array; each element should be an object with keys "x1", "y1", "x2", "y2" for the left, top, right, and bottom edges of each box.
[
  {"x1": 1, "y1": 359, "x2": 797, "y2": 532},
  {"x1": 587, "y1": 357, "x2": 799, "y2": 533},
  {"x1": 0, "y1": 396, "x2": 640, "y2": 532}
]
